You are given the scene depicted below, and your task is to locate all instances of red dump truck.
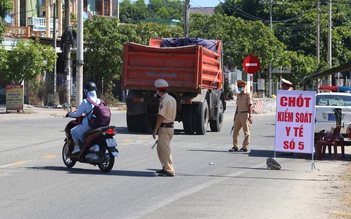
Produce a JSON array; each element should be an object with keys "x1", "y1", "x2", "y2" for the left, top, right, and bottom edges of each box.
[{"x1": 121, "y1": 38, "x2": 226, "y2": 135}]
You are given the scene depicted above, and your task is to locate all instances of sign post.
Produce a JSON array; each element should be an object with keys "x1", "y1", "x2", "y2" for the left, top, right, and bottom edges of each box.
[{"x1": 243, "y1": 55, "x2": 260, "y2": 95}]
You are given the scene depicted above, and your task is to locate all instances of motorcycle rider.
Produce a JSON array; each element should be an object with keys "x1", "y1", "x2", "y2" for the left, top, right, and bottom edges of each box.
[{"x1": 68, "y1": 82, "x2": 102, "y2": 154}]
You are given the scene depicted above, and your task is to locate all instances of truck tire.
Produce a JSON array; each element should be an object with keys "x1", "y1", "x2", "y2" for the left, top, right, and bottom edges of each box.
[
  {"x1": 195, "y1": 100, "x2": 209, "y2": 135},
  {"x1": 138, "y1": 113, "x2": 151, "y2": 133},
  {"x1": 210, "y1": 99, "x2": 224, "y2": 132},
  {"x1": 127, "y1": 112, "x2": 138, "y2": 132},
  {"x1": 182, "y1": 105, "x2": 195, "y2": 134}
]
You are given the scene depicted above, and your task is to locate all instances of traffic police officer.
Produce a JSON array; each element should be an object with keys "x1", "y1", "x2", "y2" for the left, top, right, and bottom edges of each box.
[
  {"x1": 152, "y1": 79, "x2": 177, "y2": 176},
  {"x1": 281, "y1": 78, "x2": 294, "y2": 90},
  {"x1": 229, "y1": 80, "x2": 253, "y2": 152}
]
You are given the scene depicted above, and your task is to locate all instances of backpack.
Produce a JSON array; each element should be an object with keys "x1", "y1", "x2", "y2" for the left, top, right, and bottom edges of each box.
[{"x1": 86, "y1": 98, "x2": 111, "y2": 128}]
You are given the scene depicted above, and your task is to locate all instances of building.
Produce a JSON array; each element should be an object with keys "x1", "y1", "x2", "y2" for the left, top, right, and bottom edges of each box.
[
  {"x1": 3, "y1": 0, "x2": 119, "y2": 42},
  {"x1": 1, "y1": 0, "x2": 120, "y2": 104}
]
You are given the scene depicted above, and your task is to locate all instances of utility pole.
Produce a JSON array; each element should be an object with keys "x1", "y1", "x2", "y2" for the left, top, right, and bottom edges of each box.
[
  {"x1": 52, "y1": 2, "x2": 57, "y2": 95},
  {"x1": 117, "y1": 0, "x2": 120, "y2": 20},
  {"x1": 269, "y1": 0, "x2": 273, "y2": 96},
  {"x1": 316, "y1": 0, "x2": 320, "y2": 62},
  {"x1": 317, "y1": 0, "x2": 321, "y2": 88},
  {"x1": 260, "y1": 0, "x2": 277, "y2": 97},
  {"x1": 76, "y1": 0, "x2": 84, "y2": 106},
  {"x1": 328, "y1": 0, "x2": 332, "y2": 86},
  {"x1": 50, "y1": 1, "x2": 60, "y2": 106},
  {"x1": 64, "y1": 0, "x2": 71, "y2": 104},
  {"x1": 184, "y1": 0, "x2": 190, "y2": 37}
]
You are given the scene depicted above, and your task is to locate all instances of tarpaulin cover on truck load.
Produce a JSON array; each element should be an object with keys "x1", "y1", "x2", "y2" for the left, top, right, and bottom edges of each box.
[{"x1": 160, "y1": 38, "x2": 218, "y2": 53}]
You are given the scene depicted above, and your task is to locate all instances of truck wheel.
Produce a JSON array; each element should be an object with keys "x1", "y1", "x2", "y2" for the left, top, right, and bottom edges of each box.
[
  {"x1": 138, "y1": 113, "x2": 151, "y2": 133},
  {"x1": 182, "y1": 105, "x2": 194, "y2": 134},
  {"x1": 210, "y1": 99, "x2": 224, "y2": 132},
  {"x1": 127, "y1": 112, "x2": 138, "y2": 132},
  {"x1": 195, "y1": 100, "x2": 209, "y2": 135}
]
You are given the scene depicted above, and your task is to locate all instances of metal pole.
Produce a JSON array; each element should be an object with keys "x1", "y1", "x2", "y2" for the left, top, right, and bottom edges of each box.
[
  {"x1": 117, "y1": 0, "x2": 119, "y2": 20},
  {"x1": 64, "y1": 0, "x2": 71, "y2": 104},
  {"x1": 51, "y1": 2, "x2": 60, "y2": 106},
  {"x1": 316, "y1": 0, "x2": 320, "y2": 62},
  {"x1": 317, "y1": 0, "x2": 321, "y2": 89},
  {"x1": 76, "y1": 0, "x2": 84, "y2": 105},
  {"x1": 328, "y1": 0, "x2": 332, "y2": 86},
  {"x1": 52, "y1": 2, "x2": 57, "y2": 94},
  {"x1": 269, "y1": 0, "x2": 273, "y2": 96}
]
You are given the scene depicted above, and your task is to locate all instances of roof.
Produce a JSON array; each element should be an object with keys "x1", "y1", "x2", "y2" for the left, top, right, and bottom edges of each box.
[
  {"x1": 190, "y1": 7, "x2": 215, "y2": 15},
  {"x1": 301, "y1": 62, "x2": 351, "y2": 86}
]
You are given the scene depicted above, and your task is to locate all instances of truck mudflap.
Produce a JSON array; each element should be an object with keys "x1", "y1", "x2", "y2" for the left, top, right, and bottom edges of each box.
[
  {"x1": 126, "y1": 90, "x2": 154, "y2": 133},
  {"x1": 126, "y1": 90, "x2": 148, "y2": 115}
]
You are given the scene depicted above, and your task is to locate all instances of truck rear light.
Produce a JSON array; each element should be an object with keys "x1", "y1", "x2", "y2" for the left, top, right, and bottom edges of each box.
[
  {"x1": 181, "y1": 99, "x2": 192, "y2": 104},
  {"x1": 133, "y1": 97, "x2": 144, "y2": 102}
]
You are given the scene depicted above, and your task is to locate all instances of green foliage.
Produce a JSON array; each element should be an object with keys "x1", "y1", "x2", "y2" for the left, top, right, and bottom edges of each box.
[
  {"x1": 120, "y1": 0, "x2": 148, "y2": 24},
  {"x1": 82, "y1": 16, "x2": 184, "y2": 98},
  {"x1": 119, "y1": 0, "x2": 184, "y2": 23},
  {"x1": 136, "y1": 22, "x2": 183, "y2": 45},
  {"x1": 0, "y1": 39, "x2": 57, "y2": 85},
  {"x1": 189, "y1": 13, "x2": 285, "y2": 72},
  {"x1": 83, "y1": 17, "x2": 135, "y2": 89},
  {"x1": 0, "y1": 0, "x2": 13, "y2": 41},
  {"x1": 216, "y1": 0, "x2": 351, "y2": 78}
]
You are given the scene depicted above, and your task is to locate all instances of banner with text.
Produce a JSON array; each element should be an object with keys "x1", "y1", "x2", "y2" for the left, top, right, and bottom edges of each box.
[{"x1": 274, "y1": 90, "x2": 316, "y2": 154}]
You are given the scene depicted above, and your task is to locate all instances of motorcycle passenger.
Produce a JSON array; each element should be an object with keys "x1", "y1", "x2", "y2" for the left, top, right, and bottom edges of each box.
[{"x1": 68, "y1": 82, "x2": 102, "y2": 154}]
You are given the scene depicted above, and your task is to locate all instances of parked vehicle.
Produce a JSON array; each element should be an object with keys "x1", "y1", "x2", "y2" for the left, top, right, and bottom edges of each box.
[
  {"x1": 315, "y1": 90, "x2": 351, "y2": 144},
  {"x1": 121, "y1": 38, "x2": 226, "y2": 135},
  {"x1": 62, "y1": 103, "x2": 119, "y2": 172}
]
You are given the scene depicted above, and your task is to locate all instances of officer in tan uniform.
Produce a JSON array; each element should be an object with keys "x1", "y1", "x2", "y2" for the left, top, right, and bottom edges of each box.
[
  {"x1": 152, "y1": 79, "x2": 177, "y2": 177},
  {"x1": 229, "y1": 80, "x2": 253, "y2": 152}
]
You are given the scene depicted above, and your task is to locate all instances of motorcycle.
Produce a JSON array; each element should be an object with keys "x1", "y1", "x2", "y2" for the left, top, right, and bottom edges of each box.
[{"x1": 62, "y1": 103, "x2": 119, "y2": 172}]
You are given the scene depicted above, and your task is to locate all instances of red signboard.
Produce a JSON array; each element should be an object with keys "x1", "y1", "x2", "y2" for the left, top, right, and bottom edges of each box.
[{"x1": 243, "y1": 55, "x2": 260, "y2": 74}]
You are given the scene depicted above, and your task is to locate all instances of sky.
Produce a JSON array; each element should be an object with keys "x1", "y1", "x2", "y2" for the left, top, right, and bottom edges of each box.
[
  {"x1": 189, "y1": 0, "x2": 221, "y2": 7},
  {"x1": 141, "y1": 0, "x2": 221, "y2": 8}
]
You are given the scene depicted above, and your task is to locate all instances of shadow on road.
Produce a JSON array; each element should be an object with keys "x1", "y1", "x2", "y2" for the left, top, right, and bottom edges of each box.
[{"x1": 26, "y1": 166, "x2": 159, "y2": 177}]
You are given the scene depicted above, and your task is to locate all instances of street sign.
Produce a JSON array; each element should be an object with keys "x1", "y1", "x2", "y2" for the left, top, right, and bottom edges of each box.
[
  {"x1": 271, "y1": 66, "x2": 291, "y2": 74},
  {"x1": 243, "y1": 55, "x2": 260, "y2": 74}
]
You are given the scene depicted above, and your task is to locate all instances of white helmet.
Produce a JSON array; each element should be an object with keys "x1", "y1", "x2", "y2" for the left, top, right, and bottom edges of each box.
[{"x1": 154, "y1": 79, "x2": 169, "y2": 90}]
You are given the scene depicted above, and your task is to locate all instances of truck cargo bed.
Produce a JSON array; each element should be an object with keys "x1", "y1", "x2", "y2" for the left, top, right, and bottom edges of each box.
[{"x1": 122, "y1": 41, "x2": 223, "y2": 93}]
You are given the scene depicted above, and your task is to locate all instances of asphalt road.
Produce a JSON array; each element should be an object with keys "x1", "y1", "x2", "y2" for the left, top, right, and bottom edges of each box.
[{"x1": 0, "y1": 101, "x2": 350, "y2": 219}]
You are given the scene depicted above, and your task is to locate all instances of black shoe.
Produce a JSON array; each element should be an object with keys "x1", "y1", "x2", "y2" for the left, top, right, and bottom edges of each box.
[
  {"x1": 239, "y1": 148, "x2": 248, "y2": 152},
  {"x1": 229, "y1": 147, "x2": 239, "y2": 152},
  {"x1": 156, "y1": 169, "x2": 164, "y2": 174},
  {"x1": 157, "y1": 170, "x2": 174, "y2": 177}
]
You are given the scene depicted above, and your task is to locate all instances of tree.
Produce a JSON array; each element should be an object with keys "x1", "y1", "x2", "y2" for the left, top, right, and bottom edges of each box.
[
  {"x1": 119, "y1": 0, "x2": 183, "y2": 24},
  {"x1": 189, "y1": 13, "x2": 285, "y2": 74},
  {"x1": 216, "y1": 0, "x2": 351, "y2": 75},
  {"x1": 136, "y1": 22, "x2": 183, "y2": 45},
  {"x1": 120, "y1": 0, "x2": 148, "y2": 24},
  {"x1": 83, "y1": 17, "x2": 138, "y2": 88},
  {"x1": 0, "y1": 39, "x2": 56, "y2": 85},
  {"x1": 83, "y1": 16, "x2": 183, "y2": 94},
  {"x1": 0, "y1": 0, "x2": 12, "y2": 42}
]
